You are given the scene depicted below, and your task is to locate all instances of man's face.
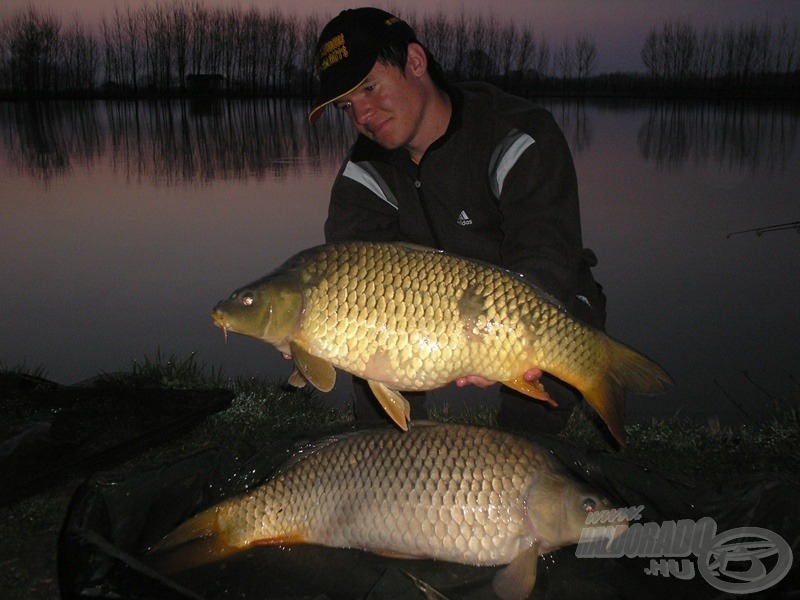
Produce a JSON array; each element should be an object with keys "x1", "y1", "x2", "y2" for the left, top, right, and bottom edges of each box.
[{"x1": 334, "y1": 59, "x2": 426, "y2": 151}]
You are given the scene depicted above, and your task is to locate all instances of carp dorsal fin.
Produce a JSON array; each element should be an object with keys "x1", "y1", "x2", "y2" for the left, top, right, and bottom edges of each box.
[
  {"x1": 393, "y1": 242, "x2": 442, "y2": 254},
  {"x1": 501, "y1": 377, "x2": 557, "y2": 407},
  {"x1": 367, "y1": 380, "x2": 411, "y2": 431},
  {"x1": 289, "y1": 341, "x2": 335, "y2": 392},
  {"x1": 492, "y1": 541, "x2": 540, "y2": 600}
]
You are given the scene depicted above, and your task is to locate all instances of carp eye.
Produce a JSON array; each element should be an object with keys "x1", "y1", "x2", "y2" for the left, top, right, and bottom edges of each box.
[
  {"x1": 583, "y1": 498, "x2": 597, "y2": 512},
  {"x1": 242, "y1": 292, "x2": 254, "y2": 306}
]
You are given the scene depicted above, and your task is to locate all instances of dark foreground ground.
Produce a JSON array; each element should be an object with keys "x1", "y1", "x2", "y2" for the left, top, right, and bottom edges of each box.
[{"x1": 1, "y1": 365, "x2": 798, "y2": 599}]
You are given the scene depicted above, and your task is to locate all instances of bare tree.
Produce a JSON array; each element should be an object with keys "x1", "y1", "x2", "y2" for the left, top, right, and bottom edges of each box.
[
  {"x1": 262, "y1": 9, "x2": 285, "y2": 92},
  {"x1": 299, "y1": 14, "x2": 320, "y2": 96},
  {"x1": 280, "y1": 13, "x2": 300, "y2": 94},
  {"x1": 672, "y1": 22, "x2": 696, "y2": 83},
  {"x1": 783, "y1": 23, "x2": 800, "y2": 74},
  {"x1": 694, "y1": 27, "x2": 719, "y2": 82},
  {"x1": 172, "y1": 3, "x2": 191, "y2": 91},
  {"x1": 189, "y1": 2, "x2": 208, "y2": 76},
  {"x1": 451, "y1": 9, "x2": 470, "y2": 80},
  {"x1": 483, "y1": 13, "x2": 502, "y2": 80},
  {"x1": 641, "y1": 28, "x2": 660, "y2": 79},
  {"x1": 533, "y1": 34, "x2": 551, "y2": 79},
  {"x1": 3, "y1": 7, "x2": 62, "y2": 94},
  {"x1": 575, "y1": 34, "x2": 597, "y2": 79},
  {"x1": 61, "y1": 21, "x2": 98, "y2": 92},
  {"x1": 555, "y1": 37, "x2": 575, "y2": 79},
  {"x1": 499, "y1": 22, "x2": 518, "y2": 85},
  {"x1": 122, "y1": 5, "x2": 141, "y2": 92},
  {"x1": 420, "y1": 10, "x2": 454, "y2": 75}
]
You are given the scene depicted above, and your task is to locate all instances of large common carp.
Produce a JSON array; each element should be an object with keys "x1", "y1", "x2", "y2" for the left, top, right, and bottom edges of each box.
[
  {"x1": 212, "y1": 242, "x2": 671, "y2": 444},
  {"x1": 149, "y1": 423, "x2": 628, "y2": 600}
]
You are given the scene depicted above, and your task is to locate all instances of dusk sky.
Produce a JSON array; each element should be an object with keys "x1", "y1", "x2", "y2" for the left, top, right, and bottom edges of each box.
[{"x1": 2, "y1": 0, "x2": 800, "y2": 73}]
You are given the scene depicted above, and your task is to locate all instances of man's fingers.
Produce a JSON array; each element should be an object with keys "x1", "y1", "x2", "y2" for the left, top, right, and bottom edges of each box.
[{"x1": 456, "y1": 368, "x2": 543, "y2": 388}]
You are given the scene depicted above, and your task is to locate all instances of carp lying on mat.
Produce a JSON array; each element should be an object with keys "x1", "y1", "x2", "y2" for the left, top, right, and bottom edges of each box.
[{"x1": 148, "y1": 423, "x2": 628, "y2": 600}]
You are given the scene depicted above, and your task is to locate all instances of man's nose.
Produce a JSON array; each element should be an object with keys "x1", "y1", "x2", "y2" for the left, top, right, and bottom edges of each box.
[{"x1": 351, "y1": 99, "x2": 372, "y2": 126}]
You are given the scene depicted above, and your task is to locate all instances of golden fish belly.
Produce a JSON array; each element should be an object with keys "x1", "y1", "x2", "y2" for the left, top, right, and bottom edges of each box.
[
  {"x1": 295, "y1": 243, "x2": 602, "y2": 390},
  {"x1": 220, "y1": 424, "x2": 548, "y2": 565}
]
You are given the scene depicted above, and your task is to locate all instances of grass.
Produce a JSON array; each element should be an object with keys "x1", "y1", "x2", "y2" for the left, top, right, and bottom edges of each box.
[{"x1": 0, "y1": 353, "x2": 798, "y2": 599}]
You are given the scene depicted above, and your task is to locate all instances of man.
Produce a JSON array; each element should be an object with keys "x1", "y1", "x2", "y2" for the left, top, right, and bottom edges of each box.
[{"x1": 308, "y1": 8, "x2": 606, "y2": 434}]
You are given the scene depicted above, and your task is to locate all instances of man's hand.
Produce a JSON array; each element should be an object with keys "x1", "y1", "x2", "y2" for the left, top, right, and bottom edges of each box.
[{"x1": 455, "y1": 368, "x2": 543, "y2": 388}]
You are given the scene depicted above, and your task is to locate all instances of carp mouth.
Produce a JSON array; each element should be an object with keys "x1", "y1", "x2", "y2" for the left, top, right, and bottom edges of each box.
[{"x1": 212, "y1": 310, "x2": 228, "y2": 342}]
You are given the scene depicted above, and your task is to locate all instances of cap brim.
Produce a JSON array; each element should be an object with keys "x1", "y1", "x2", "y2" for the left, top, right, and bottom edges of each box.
[{"x1": 308, "y1": 75, "x2": 368, "y2": 124}]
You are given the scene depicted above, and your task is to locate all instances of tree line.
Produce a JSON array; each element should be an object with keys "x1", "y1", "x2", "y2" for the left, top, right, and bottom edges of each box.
[
  {"x1": 641, "y1": 19, "x2": 800, "y2": 93},
  {"x1": 0, "y1": 4, "x2": 797, "y2": 98}
]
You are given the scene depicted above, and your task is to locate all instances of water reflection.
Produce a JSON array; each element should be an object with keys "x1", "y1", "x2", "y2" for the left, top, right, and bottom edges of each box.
[
  {"x1": 1, "y1": 101, "x2": 104, "y2": 182},
  {"x1": 545, "y1": 100, "x2": 593, "y2": 154},
  {"x1": 638, "y1": 101, "x2": 800, "y2": 171},
  {"x1": 1, "y1": 98, "x2": 798, "y2": 426},
  {"x1": 0, "y1": 99, "x2": 356, "y2": 184},
  {"x1": 1, "y1": 99, "x2": 798, "y2": 183}
]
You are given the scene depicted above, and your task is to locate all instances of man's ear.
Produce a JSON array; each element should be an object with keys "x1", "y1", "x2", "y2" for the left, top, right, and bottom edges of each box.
[{"x1": 405, "y1": 42, "x2": 428, "y2": 78}]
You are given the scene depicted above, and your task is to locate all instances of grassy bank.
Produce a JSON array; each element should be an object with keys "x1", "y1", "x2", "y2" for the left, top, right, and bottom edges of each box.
[{"x1": 1, "y1": 354, "x2": 798, "y2": 599}]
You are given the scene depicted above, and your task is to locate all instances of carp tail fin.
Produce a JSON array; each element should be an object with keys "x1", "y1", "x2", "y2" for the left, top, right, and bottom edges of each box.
[
  {"x1": 145, "y1": 507, "x2": 241, "y2": 573},
  {"x1": 583, "y1": 336, "x2": 673, "y2": 446}
]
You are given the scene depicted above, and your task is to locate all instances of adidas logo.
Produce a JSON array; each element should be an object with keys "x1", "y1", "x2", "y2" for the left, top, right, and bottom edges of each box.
[{"x1": 457, "y1": 211, "x2": 473, "y2": 226}]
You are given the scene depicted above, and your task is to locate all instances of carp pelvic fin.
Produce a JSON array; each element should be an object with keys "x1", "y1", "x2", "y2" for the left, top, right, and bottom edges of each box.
[
  {"x1": 287, "y1": 368, "x2": 307, "y2": 388},
  {"x1": 502, "y1": 377, "x2": 556, "y2": 407},
  {"x1": 367, "y1": 380, "x2": 411, "y2": 431},
  {"x1": 289, "y1": 341, "x2": 336, "y2": 392},
  {"x1": 492, "y1": 542, "x2": 539, "y2": 600}
]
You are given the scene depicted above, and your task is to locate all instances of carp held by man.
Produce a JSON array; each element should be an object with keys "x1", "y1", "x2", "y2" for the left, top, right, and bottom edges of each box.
[
  {"x1": 212, "y1": 242, "x2": 672, "y2": 444},
  {"x1": 148, "y1": 422, "x2": 628, "y2": 600}
]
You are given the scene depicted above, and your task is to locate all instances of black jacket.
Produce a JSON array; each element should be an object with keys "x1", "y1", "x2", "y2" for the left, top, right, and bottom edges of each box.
[{"x1": 325, "y1": 81, "x2": 605, "y2": 328}]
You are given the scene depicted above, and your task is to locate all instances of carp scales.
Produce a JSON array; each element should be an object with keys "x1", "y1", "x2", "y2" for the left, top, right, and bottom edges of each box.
[
  {"x1": 148, "y1": 423, "x2": 628, "y2": 600},
  {"x1": 212, "y1": 242, "x2": 672, "y2": 444}
]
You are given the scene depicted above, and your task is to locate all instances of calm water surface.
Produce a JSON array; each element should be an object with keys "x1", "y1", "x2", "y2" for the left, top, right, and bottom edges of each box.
[{"x1": 1, "y1": 98, "x2": 798, "y2": 426}]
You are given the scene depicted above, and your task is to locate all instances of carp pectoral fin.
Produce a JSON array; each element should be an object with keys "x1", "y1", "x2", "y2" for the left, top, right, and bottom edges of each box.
[
  {"x1": 251, "y1": 531, "x2": 308, "y2": 546},
  {"x1": 367, "y1": 380, "x2": 411, "y2": 431},
  {"x1": 290, "y1": 341, "x2": 335, "y2": 392},
  {"x1": 287, "y1": 368, "x2": 307, "y2": 388},
  {"x1": 502, "y1": 378, "x2": 557, "y2": 407},
  {"x1": 373, "y1": 549, "x2": 425, "y2": 559},
  {"x1": 492, "y1": 542, "x2": 540, "y2": 600}
]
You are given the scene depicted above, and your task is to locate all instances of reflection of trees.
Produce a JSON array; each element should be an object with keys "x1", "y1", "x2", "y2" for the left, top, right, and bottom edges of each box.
[
  {"x1": 0, "y1": 99, "x2": 353, "y2": 183},
  {"x1": 544, "y1": 100, "x2": 593, "y2": 154},
  {"x1": 637, "y1": 102, "x2": 799, "y2": 172},
  {"x1": 0, "y1": 101, "x2": 104, "y2": 182},
  {"x1": 3, "y1": 99, "x2": 796, "y2": 181}
]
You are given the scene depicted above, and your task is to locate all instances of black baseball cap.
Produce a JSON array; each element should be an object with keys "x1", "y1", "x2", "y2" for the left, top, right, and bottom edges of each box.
[{"x1": 308, "y1": 8, "x2": 417, "y2": 123}]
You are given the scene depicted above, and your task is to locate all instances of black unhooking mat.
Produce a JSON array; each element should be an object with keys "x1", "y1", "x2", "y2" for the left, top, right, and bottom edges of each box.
[
  {"x1": 57, "y1": 422, "x2": 800, "y2": 600},
  {"x1": 0, "y1": 373, "x2": 233, "y2": 506}
]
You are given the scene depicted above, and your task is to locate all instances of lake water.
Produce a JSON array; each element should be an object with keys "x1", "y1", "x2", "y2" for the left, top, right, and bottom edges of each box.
[{"x1": 1, "y1": 98, "x2": 798, "y2": 427}]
